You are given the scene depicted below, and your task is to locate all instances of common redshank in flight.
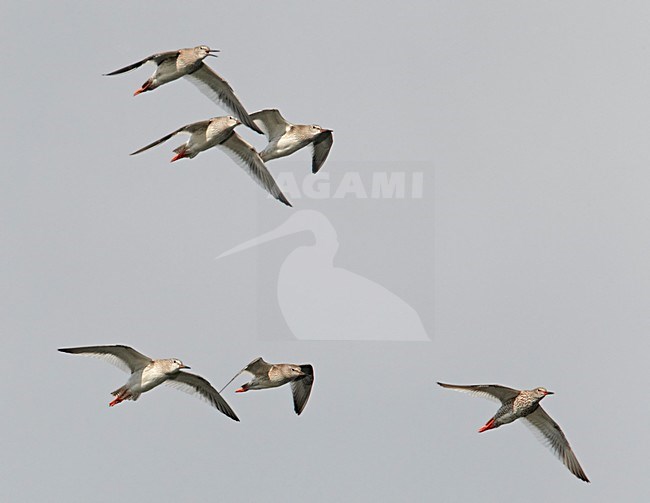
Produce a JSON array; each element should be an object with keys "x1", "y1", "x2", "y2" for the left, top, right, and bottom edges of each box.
[
  {"x1": 249, "y1": 109, "x2": 333, "y2": 173},
  {"x1": 104, "y1": 45, "x2": 262, "y2": 134},
  {"x1": 221, "y1": 357, "x2": 314, "y2": 415},
  {"x1": 58, "y1": 345, "x2": 239, "y2": 421},
  {"x1": 437, "y1": 382, "x2": 589, "y2": 482},
  {"x1": 130, "y1": 115, "x2": 291, "y2": 206}
]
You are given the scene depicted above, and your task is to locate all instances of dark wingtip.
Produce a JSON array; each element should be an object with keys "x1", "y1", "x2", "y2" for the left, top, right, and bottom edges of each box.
[
  {"x1": 228, "y1": 406, "x2": 241, "y2": 421},
  {"x1": 278, "y1": 194, "x2": 292, "y2": 207},
  {"x1": 294, "y1": 402, "x2": 306, "y2": 415},
  {"x1": 298, "y1": 365, "x2": 314, "y2": 378}
]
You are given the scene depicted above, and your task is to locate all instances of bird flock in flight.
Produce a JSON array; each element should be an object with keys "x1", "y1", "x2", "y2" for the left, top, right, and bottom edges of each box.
[
  {"x1": 103, "y1": 45, "x2": 333, "y2": 207},
  {"x1": 58, "y1": 345, "x2": 312, "y2": 420},
  {"x1": 59, "y1": 45, "x2": 589, "y2": 484}
]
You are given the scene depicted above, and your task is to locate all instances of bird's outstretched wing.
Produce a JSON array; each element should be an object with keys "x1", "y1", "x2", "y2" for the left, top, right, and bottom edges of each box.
[
  {"x1": 219, "y1": 357, "x2": 272, "y2": 393},
  {"x1": 130, "y1": 120, "x2": 211, "y2": 156},
  {"x1": 249, "y1": 109, "x2": 291, "y2": 142},
  {"x1": 218, "y1": 132, "x2": 292, "y2": 206},
  {"x1": 437, "y1": 382, "x2": 520, "y2": 404},
  {"x1": 58, "y1": 345, "x2": 152, "y2": 373},
  {"x1": 166, "y1": 371, "x2": 239, "y2": 422},
  {"x1": 290, "y1": 365, "x2": 314, "y2": 415},
  {"x1": 185, "y1": 64, "x2": 262, "y2": 134},
  {"x1": 312, "y1": 130, "x2": 333, "y2": 174},
  {"x1": 244, "y1": 357, "x2": 273, "y2": 376},
  {"x1": 103, "y1": 51, "x2": 179, "y2": 76},
  {"x1": 523, "y1": 406, "x2": 589, "y2": 482}
]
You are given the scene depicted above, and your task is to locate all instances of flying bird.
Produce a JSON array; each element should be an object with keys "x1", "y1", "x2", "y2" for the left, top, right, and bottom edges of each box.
[
  {"x1": 437, "y1": 382, "x2": 589, "y2": 482},
  {"x1": 58, "y1": 345, "x2": 239, "y2": 421},
  {"x1": 104, "y1": 45, "x2": 262, "y2": 133},
  {"x1": 221, "y1": 357, "x2": 314, "y2": 415},
  {"x1": 250, "y1": 109, "x2": 333, "y2": 173},
  {"x1": 130, "y1": 115, "x2": 291, "y2": 206}
]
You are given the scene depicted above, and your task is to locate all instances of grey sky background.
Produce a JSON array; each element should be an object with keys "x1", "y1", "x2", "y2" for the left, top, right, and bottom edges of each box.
[{"x1": 3, "y1": 1, "x2": 649, "y2": 501}]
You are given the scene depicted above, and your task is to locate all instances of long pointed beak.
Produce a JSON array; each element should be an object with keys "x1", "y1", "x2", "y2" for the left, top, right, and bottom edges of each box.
[
  {"x1": 545, "y1": 390, "x2": 554, "y2": 395},
  {"x1": 216, "y1": 217, "x2": 305, "y2": 259},
  {"x1": 181, "y1": 365, "x2": 191, "y2": 370}
]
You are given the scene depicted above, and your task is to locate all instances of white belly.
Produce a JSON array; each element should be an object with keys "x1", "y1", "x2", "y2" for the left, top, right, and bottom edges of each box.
[{"x1": 126, "y1": 367, "x2": 168, "y2": 394}]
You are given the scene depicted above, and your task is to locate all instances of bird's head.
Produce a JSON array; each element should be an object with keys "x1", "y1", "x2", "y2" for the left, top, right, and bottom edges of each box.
[
  {"x1": 308, "y1": 124, "x2": 332, "y2": 138},
  {"x1": 196, "y1": 45, "x2": 220, "y2": 59},
  {"x1": 533, "y1": 387, "x2": 554, "y2": 399},
  {"x1": 283, "y1": 365, "x2": 306, "y2": 379},
  {"x1": 168, "y1": 358, "x2": 190, "y2": 373},
  {"x1": 210, "y1": 115, "x2": 241, "y2": 132},
  {"x1": 226, "y1": 115, "x2": 241, "y2": 127}
]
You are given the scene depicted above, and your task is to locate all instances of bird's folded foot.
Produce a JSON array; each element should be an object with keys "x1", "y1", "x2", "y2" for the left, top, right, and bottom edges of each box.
[
  {"x1": 478, "y1": 418, "x2": 495, "y2": 433},
  {"x1": 109, "y1": 396, "x2": 124, "y2": 407},
  {"x1": 170, "y1": 151, "x2": 186, "y2": 162},
  {"x1": 133, "y1": 81, "x2": 152, "y2": 96}
]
